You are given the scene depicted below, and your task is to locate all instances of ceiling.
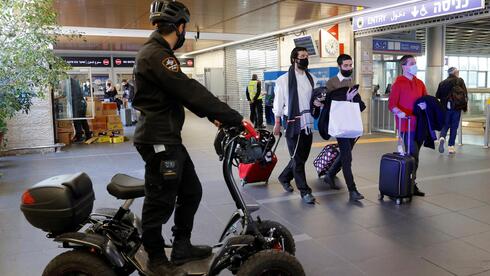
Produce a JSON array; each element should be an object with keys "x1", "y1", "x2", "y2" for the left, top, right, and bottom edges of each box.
[{"x1": 53, "y1": 0, "x2": 408, "y2": 53}]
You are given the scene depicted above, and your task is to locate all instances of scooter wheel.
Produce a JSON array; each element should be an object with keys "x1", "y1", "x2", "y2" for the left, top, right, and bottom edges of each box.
[
  {"x1": 237, "y1": 250, "x2": 305, "y2": 276},
  {"x1": 396, "y1": 198, "x2": 402, "y2": 205},
  {"x1": 241, "y1": 179, "x2": 246, "y2": 186},
  {"x1": 257, "y1": 220, "x2": 295, "y2": 255},
  {"x1": 42, "y1": 250, "x2": 117, "y2": 276},
  {"x1": 378, "y1": 194, "x2": 384, "y2": 200}
]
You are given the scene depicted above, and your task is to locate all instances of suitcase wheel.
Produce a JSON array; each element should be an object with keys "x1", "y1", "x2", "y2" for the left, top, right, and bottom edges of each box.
[
  {"x1": 395, "y1": 198, "x2": 402, "y2": 205},
  {"x1": 408, "y1": 196, "x2": 413, "y2": 202},
  {"x1": 378, "y1": 194, "x2": 384, "y2": 200},
  {"x1": 241, "y1": 179, "x2": 247, "y2": 187}
]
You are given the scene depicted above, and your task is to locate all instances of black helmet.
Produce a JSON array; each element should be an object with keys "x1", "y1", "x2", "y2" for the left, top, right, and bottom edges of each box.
[{"x1": 149, "y1": 1, "x2": 190, "y2": 25}]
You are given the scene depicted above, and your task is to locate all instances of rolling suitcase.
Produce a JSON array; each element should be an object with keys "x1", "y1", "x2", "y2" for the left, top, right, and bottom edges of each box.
[
  {"x1": 120, "y1": 108, "x2": 132, "y2": 126},
  {"x1": 238, "y1": 132, "x2": 281, "y2": 186},
  {"x1": 379, "y1": 116, "x2": 415, "y2": 205}
]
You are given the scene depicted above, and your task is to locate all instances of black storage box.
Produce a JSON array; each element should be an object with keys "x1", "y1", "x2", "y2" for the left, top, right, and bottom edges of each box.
[{"x1": 20, "y1": 172, "x2": 95, "y2": 235}]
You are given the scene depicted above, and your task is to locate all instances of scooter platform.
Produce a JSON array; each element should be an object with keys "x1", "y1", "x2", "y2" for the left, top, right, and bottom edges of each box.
[{"x1": 134, "y1": 246, "x2": 216, "y2": 275}]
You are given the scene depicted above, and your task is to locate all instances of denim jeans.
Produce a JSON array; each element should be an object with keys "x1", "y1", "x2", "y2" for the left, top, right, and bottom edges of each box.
[{"x1": 440, "y1": 109, "x2": 461, "y2": 147}]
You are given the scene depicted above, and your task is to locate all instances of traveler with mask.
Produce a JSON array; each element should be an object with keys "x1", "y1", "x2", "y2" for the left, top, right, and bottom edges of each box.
[
  {"x1": 104, "y1": 79, "x2": 121, "y2": 110},
  {"x1": 246, "y1": 74, "x2": 264, "y2": 128},
  {"x1": 322, "y1": 54, "x2": 364, "y2": 202},
  {"x1": 273, "y1": 46, "x2": 318, "y2": 204},
  {"x1": 436, "y1": 67, "x2": 468, "y2": 154},
  {"x1": 132, "y1": 1, "x2": 244, "y2": 275},
  {"x1": 388, "y1": 54, "x2": 427, "y2": 197}
]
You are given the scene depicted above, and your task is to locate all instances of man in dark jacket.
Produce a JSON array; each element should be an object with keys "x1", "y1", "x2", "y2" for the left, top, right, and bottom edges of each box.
[
  {"x1": 436, "y1": 67, "x2": 468, "y2": 154},
  {"x1": 132, "y1": 1, "x2": 243, "y2": 275}
]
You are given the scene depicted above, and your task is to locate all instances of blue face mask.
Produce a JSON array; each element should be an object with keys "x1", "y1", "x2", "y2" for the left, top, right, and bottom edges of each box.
[{"x1": 408, "y1": 64, "x2": 418, "y2": 76}]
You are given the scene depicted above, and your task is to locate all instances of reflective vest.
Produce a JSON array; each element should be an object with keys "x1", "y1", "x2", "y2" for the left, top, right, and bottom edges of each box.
[{"x1": 248, "y1": 80, "x2": 262, "y2": 100}]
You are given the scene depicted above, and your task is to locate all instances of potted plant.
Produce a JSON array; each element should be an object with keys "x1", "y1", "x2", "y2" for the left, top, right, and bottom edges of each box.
[{"x1": 0, "y1": 0, "x2": 73, "y2": 147}]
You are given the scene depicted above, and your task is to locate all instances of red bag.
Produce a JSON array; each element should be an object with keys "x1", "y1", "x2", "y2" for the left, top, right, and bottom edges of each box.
[
  {"x1": 238, "y1": 155, "x2": 277, "y2": 185},
  {"x1": 313, "y1": 144, "x2": 339, "y2": 177}
]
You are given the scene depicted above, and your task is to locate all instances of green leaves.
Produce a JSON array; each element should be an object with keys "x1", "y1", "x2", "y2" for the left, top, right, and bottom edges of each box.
[{"x1": 0, "y1": 0, "x2": 70, "y2": 134}]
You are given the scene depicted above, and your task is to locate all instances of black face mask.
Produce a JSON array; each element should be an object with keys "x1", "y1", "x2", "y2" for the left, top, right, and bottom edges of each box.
[
  {"x1": 296, "y1": 58, "x2": 309, "y2": 70},
  {"x1": 173, "y1": 27, "x2": 186, "y2": 50},
  {"x1": 341, "y1": 69, "x2": 353, "y2": 77}
]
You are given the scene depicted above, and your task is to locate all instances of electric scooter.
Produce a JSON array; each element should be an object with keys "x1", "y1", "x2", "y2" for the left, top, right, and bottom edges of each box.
[{"x1": 21, "y1": 122, "x2": 305, "y2": 276}]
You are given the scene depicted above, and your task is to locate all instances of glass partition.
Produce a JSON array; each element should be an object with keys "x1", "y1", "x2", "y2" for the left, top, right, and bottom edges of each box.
[{"x1": 53, "y1": 68, "x2": 94, "y2": 120}]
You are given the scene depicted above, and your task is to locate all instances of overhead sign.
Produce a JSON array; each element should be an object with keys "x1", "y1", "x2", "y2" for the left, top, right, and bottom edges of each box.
[
  {"x1": 353, "y1": 0, "x2": 485, "y2": 31},
  {"x1": 113, "y1": 57, "x2": 135, "y2": 68},
  {"x1": 373, "y1": 39, "x2": 422, "y2": 54},
  {"x1": 63, "y1": 56, "x2": 111, "y2": 67},
  {"x1": 179, "y1": 58, "x2": 194, "y2": 68}
]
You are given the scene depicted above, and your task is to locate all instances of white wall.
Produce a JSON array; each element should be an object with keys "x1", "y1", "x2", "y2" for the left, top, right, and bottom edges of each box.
[
  {"x1": 4, "y1": 92, "x2": 55, "y2": 153},
  {"x1": 279, "y1": 21, "x2": 353, "y2": 70},
  {"x1": 194, "y1": 50, "x2": 225, "y2": 75}
]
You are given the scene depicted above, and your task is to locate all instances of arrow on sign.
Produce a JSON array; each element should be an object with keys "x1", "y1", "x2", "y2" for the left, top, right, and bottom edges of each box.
[
  {"x1": 411, "y1": 6, "x2": 419, "y2": 17},
  {"x1": 420, "y1": 5, "x2": 428, "y2": 16}
]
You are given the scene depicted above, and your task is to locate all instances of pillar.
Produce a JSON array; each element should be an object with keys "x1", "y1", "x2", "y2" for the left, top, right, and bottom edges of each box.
[
  {"x1": 425, "y1": 26, "x2": 445, "y2": 95},
  {"x1": 355, "y1": 36, "x2": 373, "y2": 133}
]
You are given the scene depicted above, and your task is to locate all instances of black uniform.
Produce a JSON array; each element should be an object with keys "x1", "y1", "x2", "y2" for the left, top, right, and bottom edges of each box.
[{"x1": 132, "y1": 31, "x2": 243, "y2": 261}]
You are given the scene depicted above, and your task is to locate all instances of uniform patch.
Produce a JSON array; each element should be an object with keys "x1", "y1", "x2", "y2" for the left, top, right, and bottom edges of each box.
[{"x1": 162, "y1": 57, "x2": 180, "y2": 72}]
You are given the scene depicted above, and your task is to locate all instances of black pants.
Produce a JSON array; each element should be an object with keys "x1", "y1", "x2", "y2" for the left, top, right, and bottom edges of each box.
[
  {"x1": 265, "y1": 105, "x2": 274, "y2": 125},
  {"x1": 73, "y1": 120, "x2": 91, "y2": 139},
  {"x1": 279, "y1": 130, "x2": 313, "y2": 196},
  {"x1": 328, "y1": 138, "x2": 357, "y2": 192},
  {"x1": 135, "y1": 144, "x2": 202, "y2": 261},
  {"x1": 249, "y1": 99, "x2": 263, "y2": 127},
  {"x1": 402, "y1": 132, "x2": 421, "y2": 180}
]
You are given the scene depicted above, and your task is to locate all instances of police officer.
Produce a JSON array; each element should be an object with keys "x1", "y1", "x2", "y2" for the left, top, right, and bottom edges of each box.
[{"x1": 132, "y1": 1, "x2": 244, "y2": 275}]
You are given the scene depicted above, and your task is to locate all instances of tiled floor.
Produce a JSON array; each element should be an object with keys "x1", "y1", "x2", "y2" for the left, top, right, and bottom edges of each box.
[{"x1": 2, "y1": 112, "x2": 490, "y2": 276}]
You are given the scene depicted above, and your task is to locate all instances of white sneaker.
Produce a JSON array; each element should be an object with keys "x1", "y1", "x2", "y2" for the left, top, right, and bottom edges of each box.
[
  {"x1": 438, "y1": 137, "x2": 445, "y2": 153},
  {"x1": 448, "y1": 146, "x2": 456, "y2": 154}
]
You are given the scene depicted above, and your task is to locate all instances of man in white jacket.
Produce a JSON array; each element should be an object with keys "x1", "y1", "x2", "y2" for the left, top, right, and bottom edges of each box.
[{"x1": 273, "y1": 47, "x2": 318, "y2": 204}]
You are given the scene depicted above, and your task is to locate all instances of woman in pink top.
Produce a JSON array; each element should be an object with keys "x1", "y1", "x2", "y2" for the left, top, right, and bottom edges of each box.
[{"x1": 388, "y1": 55, "x2": 427, "y2": 197}]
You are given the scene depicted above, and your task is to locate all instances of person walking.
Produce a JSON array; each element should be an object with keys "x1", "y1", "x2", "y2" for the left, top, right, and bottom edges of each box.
[
  {"x1": 436, "y1": 67, "x2": 468, "y2": 154},
  {"x1": 273, "y1": 46, "x2": 318, "y2": 204}
]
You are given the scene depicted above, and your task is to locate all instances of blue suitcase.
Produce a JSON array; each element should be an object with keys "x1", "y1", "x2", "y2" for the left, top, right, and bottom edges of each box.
[{"x1": 379, "y1": 117, "x2": 415, "y2": 205}]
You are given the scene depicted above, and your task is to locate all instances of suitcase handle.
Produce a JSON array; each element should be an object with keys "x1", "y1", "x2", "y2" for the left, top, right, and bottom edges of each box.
[{"x1": 396, "y1": 115, "x2": 411, "y2": 156}]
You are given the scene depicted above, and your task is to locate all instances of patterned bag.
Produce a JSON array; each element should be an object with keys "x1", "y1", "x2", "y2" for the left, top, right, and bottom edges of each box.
[{"x1": 313, "y1": 144, "x2": 340, "y2": 177}]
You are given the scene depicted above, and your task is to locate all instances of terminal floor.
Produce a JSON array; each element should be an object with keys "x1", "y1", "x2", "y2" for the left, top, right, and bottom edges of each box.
[{"x1": 2, "y1": 113, "x2": 490, "y2": 276}]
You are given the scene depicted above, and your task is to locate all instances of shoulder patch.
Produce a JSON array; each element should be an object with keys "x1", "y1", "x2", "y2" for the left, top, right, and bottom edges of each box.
[{"x1": 162, "y1": 57, "x2": 180, "y2": 72}]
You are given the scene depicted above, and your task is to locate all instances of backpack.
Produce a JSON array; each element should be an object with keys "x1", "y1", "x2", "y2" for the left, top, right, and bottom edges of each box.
[{"x1": 448, "y1": 78, "x2": 467, "y2": 111}]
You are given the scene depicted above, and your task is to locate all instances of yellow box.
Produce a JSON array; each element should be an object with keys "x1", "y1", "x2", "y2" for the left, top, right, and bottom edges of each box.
[
  {"x1": 110, "y1": 136, "x2": 125, "y2": 143},
  {"x1": 109, "y1": 129, "x2": 124, "y2": 136},
  {"x1": 97, "y1": 135, "x2": 111, "y2": 143},
  {"x1": 107, "y1": 122, "x2": 123, "y2": 130}
]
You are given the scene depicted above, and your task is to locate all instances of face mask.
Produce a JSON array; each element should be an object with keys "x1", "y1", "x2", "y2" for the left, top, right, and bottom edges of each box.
[
  {"x1": 341, "y1": 69, "x2": 353, "y2": 77},
  {"x1": 408, "y1": 64, "x2": 418, "y2": 76},
  {"x1": 296, "y1": 58, "x2": 309, "y2": 70},
  {"x1": 107, "y1": 83, "x2": 111, "y2": 87},
  {"x1": 173, "y1": 27, "x2": 186, "y2": 50}
]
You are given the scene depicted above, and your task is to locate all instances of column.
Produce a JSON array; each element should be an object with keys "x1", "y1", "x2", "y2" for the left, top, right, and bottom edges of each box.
[
  {"x1": 355, "y1": 36, "x2": 373, "y2": 133},
  {"x1": 425, "y1": 26, "x2": 446, "y2": 95}
]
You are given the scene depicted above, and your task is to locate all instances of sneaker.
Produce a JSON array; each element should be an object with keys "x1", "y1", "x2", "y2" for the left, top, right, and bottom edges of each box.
[
  {"x1": 438, "y1": 137, "x2": 445, "y2": 153},
  {"x1": 148, "y1": 258, "x2": 187, "y2": 276},
  {"x1": 279, "y1": 180, "x2": 294, "y2": 193},
  {"x1": 349, "y1": 190, "x2": 365, "y2": 202},
  {"x1": 301, "y1": 193, "x2": 316, "y2": 204},
  {"x1": 170, "y1": 239, "x2": 212, "y2": 265},
  {"x1": 448, "y1": 146, "x2": 456, "y2": 154}
]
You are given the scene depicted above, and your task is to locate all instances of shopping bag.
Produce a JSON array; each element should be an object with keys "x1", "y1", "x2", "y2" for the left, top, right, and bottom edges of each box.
[{"x1": 328, "y1": 100, "x2": 363, "y2": 138}]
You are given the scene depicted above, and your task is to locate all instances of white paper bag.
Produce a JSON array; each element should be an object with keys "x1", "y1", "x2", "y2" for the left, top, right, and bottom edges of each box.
[{"x1": 328, "y1": 100, "x2": 363, "y2": 138}]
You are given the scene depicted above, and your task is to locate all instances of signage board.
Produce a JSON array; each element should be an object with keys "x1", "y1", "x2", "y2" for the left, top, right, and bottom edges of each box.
[
  {"x1": 63, "y1": 56, "x2": 111, "y2": 67},
  {"x1": 373, "y1": 39, "x2": 422, "y2": 54},
  {"x1": 113, "y1": 57, "x2": 135, "y2": 68},
  {"x1": 353, "y1": 0, "x2": 485, "y2": 31}
]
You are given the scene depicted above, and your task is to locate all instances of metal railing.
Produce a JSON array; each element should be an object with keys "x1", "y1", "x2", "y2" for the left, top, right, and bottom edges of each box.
[{"x1": 371, "y1": 96, "x2": 396, "y2": 133}]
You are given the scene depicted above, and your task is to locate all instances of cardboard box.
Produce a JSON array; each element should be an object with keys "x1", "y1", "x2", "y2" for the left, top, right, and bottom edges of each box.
[
  {"x1": 57, "y1": 127, "x2": 74, "y2": 133},
  {"x1": 102, "y1": 102, "x2": 118, "y2": 110},
  {"x1": 97, "y1": 136, "x2": 111, "y2": 143},
  {"x1": 106, "y1": 115, "x2": 121, "y2": 123},
  {"x1": 89, "y1": 122, "x2": 107, "y2": 131},
  {"x1": 85, "y1": 102, "x2": 94, "y2": 118},
  {"x1": 110, "y1": 136, "x2": 125, "y2": 143},
  {"x1": 103, "y1": 109, "x2": 118, "y2": 116},
  {"x1": 57, "y1": 120, "x2": 72, "y2": 128},
  {"x1": 57, "y1": 132, "x2": 72, "y2": 145},
  {"x1": 107, "y1": 122, "x2": 123, "y2": 130},
  {"x1": 94, "y1": 101, "x2": 104, "y2": 117}
]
